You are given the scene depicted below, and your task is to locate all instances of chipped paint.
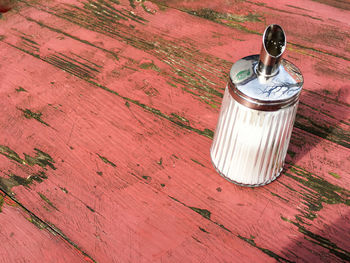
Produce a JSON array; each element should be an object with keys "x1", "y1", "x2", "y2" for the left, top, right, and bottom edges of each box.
[
  {"x1": 188, "y1": 8, "x2": 262, "y2": 23},
  {"x1": 285, "y1": 165, "x2": 349, "y2": 221},
  {"x1": 24, "y1": 149, "x2": 56, "y2": 170},
  {"x1": 46, "y1": 222, "x2": 98, "y2": 263},
  {"x1": 0, "y1": 1, "x2": 349, "y2": 261},
  {"x1": 142, "y1": 175, "x2": 151, "y2": 180},
  {"x1": 38, "y1": 192, "x2": 59, "y2": 211},
  {"x1": 190, "y1": 158, "x2": 205, "y2": 167},
  {"x1": 184, "y1": 8, "x2": 261, "y2": 35},
  {"x1": 97, "y1": 153, "x2": 117, "y2": 167},
  {"x1": 270, "y1": 192, "x2": 289, "y2": 202},
  {"x1": 0, "y1": 172, "x2": 48, "y2": 194},
  {"x1": 281, "y1": 216, "x2": 350, "y2": 261},
  {"x1": 0, "y1": 194, "x2": 4, "y2": 212},
  {"x1": 15, "y1": 86, "x2": 27, "y2": 92},
  {"x1": 199, "y1": 227, "x2": 209, "y2": 233},
  {"x1": 60, "y1": 187, "x2": 68, "y2": 193},
  {"x1": 294, "y1": 114, "x2": 350, "y2": 149},
  {"x1": 0, "y1": 145, "x2": 56, "y2": 170},
  {"x1": 86, "y1": 205, "x2": 95, "y2": 213},
  {"x1": 170, "y1": 113, "x2": 189, "y2": 123},
  {"x1": 21, "y1": 109, "x2": 50, "y2": 127},
  {"x1": 168, "y1": 196, "x2": 289, "y2": 260},
  {"x1": 139, "y1": 61, "x2": 160, "y2": 72},
  {"x1": 238, "y1": 235, "x2": 292, "y2": 262},
  {"x1": 189, "y1": 206, "x2": 211, "y2": 220},
  {"x1": 328, "y1": 172, "x2": 341, "y2": 179}
]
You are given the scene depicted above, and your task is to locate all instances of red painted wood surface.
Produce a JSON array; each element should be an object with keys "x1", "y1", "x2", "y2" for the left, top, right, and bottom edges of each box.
[
  {"x1": 0, "y1": 0, "x2": 349, "y2": 262},
  {"x1": 0, "y1": 191, "x2": 89, "y2": 262}
]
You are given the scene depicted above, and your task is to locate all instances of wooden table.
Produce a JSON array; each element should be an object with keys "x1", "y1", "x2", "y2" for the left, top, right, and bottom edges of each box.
[{"x1": 0, "y1": 0, "x2": 349, "y2": 262}]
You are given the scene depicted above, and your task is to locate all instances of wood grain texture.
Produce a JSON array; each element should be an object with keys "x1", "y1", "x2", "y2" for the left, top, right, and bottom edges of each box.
[
  {"x1": 0, "y1": 0, "x2": 349, "y2": 262},
  {"x1": 0, "y1": 191, "x2": 91, "y2": 262}
]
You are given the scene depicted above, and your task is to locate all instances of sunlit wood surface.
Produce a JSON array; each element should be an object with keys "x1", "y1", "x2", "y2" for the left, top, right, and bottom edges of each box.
[{"x1": 0, "y1": 0, "x2": 349, "y2": 262}]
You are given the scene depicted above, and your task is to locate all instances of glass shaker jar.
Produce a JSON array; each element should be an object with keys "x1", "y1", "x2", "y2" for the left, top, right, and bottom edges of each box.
[{"x1": 210, "y1": 24, "x2": 303, "y2": 187}]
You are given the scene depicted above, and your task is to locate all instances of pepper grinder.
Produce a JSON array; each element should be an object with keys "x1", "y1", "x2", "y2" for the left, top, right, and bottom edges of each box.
[{"x1": 210, "y1": 24, "x2": 303, "y2": 187}]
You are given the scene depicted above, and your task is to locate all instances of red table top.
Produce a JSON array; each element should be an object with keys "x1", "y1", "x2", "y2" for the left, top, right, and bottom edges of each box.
[{"x1": 0, "y1": 0, "x2": 349, "y2": 262}]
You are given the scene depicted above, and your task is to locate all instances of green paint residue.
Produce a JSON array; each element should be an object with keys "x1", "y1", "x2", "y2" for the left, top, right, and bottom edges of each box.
[
  {"x1": 45, "y1": 54, "x2": 96, "y2": 80},
  {"x1": 139, "y1": 61, "x2": 160, "y2": 72},
  {"x1": 27, "y1": 215, "x2": 47, "y2": 230},
  {"x1": 21, "y1": 36, "x2": 39, "y2": 46},
  {"x1": 270, "y1": 192, "x2": 289, "y2": 202},
  {"x1": 41, "y1": 1, "x2": 227, "y2": 101},
  {"x1": 86, "y1": 205, "x2": 95, "y2": 213},
  {"x1": 281, "y1": 216, "x2": 350, "y2": 261},
  {"x1": 22, "y1": 12, "x2": 221, "y2": 140},
  {"x1": 16, "y1": 87, "x2": 27, "y2": 92},
  {"x1": 189, "y1": 206, "x2": 211, "y2": 219},
  {"x1": 30, "y1": 171, "x2": 48, "y2": 183},
  {"x1": 328, "y1": 172, "x2": 341, "y2": 179},
  {"x1": 187, "y1": 8, "x2": 261, "y2": 35},
  {"x1": 171, "y1": 113, "x2": 189, "y2": 123},
  {"x1": 21, "y1": 109, "x2": 50, "y2": 127},
  {"x1": 0, "y1": 145, "x2": 24, "y2": 164},
  {"x1": 0, "y1": 145, "x2": 56, "y2": 170},
  {"x1": 129, "y1": 0, "x2": 136, "y2": 8},
  {"x1": 19, "y1": 15, "x2": 223, "y2": 139},
  {"x1": 209, "y1": 103, "x2": 218, "y2": 109},
  {"x1": 188, "y1": 8, "x2": 262, "y2": 23},
  {"x1": 294, "y1": 113, "x2": 350, "y2": 149},
  {"x1": 285, "y1": 165, "x2": 349, "y2": 221},
  {"x1": 168, "y1": 196, "x2": 293, "y2": 258},
  {"x1": 199, "y1": 227, "x2": 209, "y2": 233},
  {"x1": 97, "y1": 153, "x2": 116, "y2": 167},
  {"x1": 60, "y1": 187, "x2": 68, "y2": 194},
  {"x1": 238, "y1": 235, "x2": 292, "y2": 262},
  {"x1": 191, "y1": 158, "x2": 205, "y2": 167},
  {"x1": 11, "y1": 175, "x2": 31, "y2": 187},
  {"x1": 167, "y1": 81, "x2": 177, "y2": 87},
  {"x1": 24, "y1": 149, "x2": 56, "y2": 170},
  {"x1": 0, "y1": 195, "x2": 4, "y2": 212},
  {"x1": 141, "y1": 3, "x2": 154, "y2": 14},
  {"x1": 278, "y1": 165, "x2": 350, "y2": 260},
  {"x1": 121, "y1": 96, "x2": 215, "y2": 139},
  {"x1": 38, "y1": 192, "x2": 59, "y2": 211},
  {"x1": 202, "y1": 129, "x2": 214, "y2": 139},
  {"x1": 26, "y1": 17, "x2": 120, "y2": 61}
]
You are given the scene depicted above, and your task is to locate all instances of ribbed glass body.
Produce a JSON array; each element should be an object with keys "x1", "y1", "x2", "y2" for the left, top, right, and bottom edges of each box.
[{"x1": 210, "y1": 86, "x2": 298, "y2": 186}]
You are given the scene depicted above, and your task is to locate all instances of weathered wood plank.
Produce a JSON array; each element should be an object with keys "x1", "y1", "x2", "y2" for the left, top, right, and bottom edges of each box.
[
  {"x1": 150, "y1": 0, "x2": 350, "y2": 63},
  {"x1": 0, "y1": 0, "x2": 349, "y2": 262},
  {"x1": 0, "y1": 39, "x2": 273, "y2": 261},
  {"x1": 16, "y1": 0, "x2": 350, "y2": 149},
  {"x1": 0, "y1": 190, "x2": 91, "y2": 262},
  {"x1": 3, "y1": 0, "x2": 349, "y2": 151}
]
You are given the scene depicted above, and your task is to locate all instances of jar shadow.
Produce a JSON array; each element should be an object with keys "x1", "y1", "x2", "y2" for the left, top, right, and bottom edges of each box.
[{"x1": 285, "y1": 86, "x2": 349, "y2": 166}]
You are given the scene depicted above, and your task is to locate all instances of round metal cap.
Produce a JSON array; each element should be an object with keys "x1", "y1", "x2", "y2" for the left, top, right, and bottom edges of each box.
[{"x1": 228, "y1": 55, "x2": 303, "y2": 111}]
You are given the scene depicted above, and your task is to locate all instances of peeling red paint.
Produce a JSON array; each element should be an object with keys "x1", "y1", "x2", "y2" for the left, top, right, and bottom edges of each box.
[{"x1": 0, "y1": 0, "x2": 349, "y2": 262}]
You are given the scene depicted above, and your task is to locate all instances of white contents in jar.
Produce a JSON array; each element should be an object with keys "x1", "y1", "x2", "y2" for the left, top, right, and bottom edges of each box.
[{"x1": 210, "y1": 87, "x2": 297, "y2": 186}]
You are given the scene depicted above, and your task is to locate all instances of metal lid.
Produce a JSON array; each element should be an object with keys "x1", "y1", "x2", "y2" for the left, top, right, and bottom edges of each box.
[{"x1": 228, "y1": 25, "x2": 303, "y2": 111}]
